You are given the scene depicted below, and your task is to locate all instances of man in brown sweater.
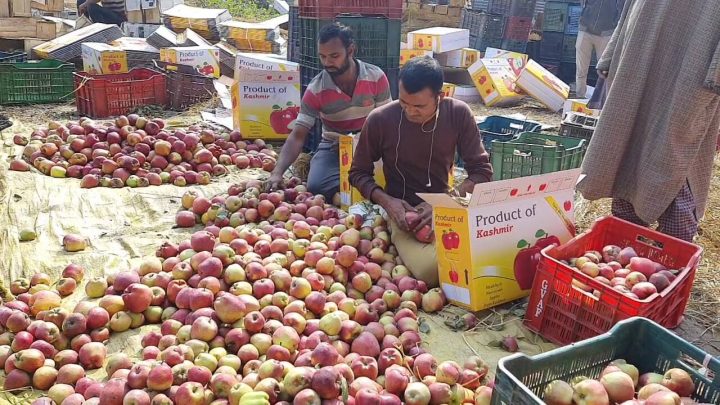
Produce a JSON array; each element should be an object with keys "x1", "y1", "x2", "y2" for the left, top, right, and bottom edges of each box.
[{"x1": 349, "y1": 57, "x2": 493, "y2": 286}]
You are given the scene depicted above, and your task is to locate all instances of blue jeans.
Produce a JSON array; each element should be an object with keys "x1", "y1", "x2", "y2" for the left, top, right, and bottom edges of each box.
[{"x1": 307, "y1": 141, "x2": 339, "y2": 201}]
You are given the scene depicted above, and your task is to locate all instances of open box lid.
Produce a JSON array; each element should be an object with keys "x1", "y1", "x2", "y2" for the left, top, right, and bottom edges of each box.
[{"x1": 419, "y1": 169, "x2": 582, "y2": 209}]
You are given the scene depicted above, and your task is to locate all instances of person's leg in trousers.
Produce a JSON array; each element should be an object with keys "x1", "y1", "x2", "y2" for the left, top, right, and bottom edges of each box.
[
  {"x1": 575, "y1": 31, "x2": 594, "y2": 98},
  {"x1": 611, "y1": 199, "x2": 649, "y2": 227},
  {"x1": 77, "y1": 0, "x2": 125, "y2": 25},
  {"x1": 656, "y1": 182, "x2": 699, "y2": 242},
  {"x1": 389, "y1": 220, "x2": 439, "y2": 287},
  {"x1": 306, "y1": 141, "x2": 340, "y2": 202}
]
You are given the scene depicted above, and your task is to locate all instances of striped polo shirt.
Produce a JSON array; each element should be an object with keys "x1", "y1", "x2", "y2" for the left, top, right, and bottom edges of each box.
[
  {"x1": 101, "y1": 0, "x2": 126, "y2": 14},
  {"x1": 296, "y1": 59, "x2": 392, "y2": 140}
]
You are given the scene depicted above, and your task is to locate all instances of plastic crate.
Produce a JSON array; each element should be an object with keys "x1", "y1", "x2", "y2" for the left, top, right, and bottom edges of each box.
[
  {"x1": 385, "y1": 67, "x2": 399, "y2": 100},
  {"x1": 489, "y1": 0, "x2": 535, "y2": 16},
  {"x1": 537, "y1": 58, "x2": 560, "y2": 75},
  {"x1": 488, "y1": 0, "x2": 512, "y2": 14},
  {"x1": 524, "y1": 216, "x2": 703, "y2": 346},
  {"x1": 288, "y1": 6, "x2": 301, "y2": 63},
  {"x1": 462, "y1": 10, "x2": 506, "y2": 51},
  {"x1": 500, "y1": 39, "x2": 528, "y2": 53},
  {"x1": 539, "y1": 31, "x2": 564, "y2": 60},
  {"x1": 490, "y1": 132, "x2": 586, "y2": 180},
  {"x1": 471, "y1": 0, "x2": 490, "y2": 11},
  {"x1": 565, "y1": 4, "x2": 581, "y2": 34},
  {"x1": 298, "y1": 0, "x2": 403, "y2": 19},
  {"x1": 561, "y1": 34, "x2": 577, "y2": 61},
  {"x1": 0, "y1": 51, "x2": 27, "y2": 63},
  {"x1": 503, "y1": 16, "x2": 533, "y2": 40},
  {"x1": 300, "y1": 64, "x2": 322, "y2": 94},
  {"x1": 542, "y1": 2, "x2": 567, "y2": 32},
  {"x1": 480, "y1": 115, "x2": 542, "y2": 151},
  {"x1": 155, "y1": 61, "x2": 216, "y2": 111},
  {"x1": 493, "y1": 317, "x2": 720, "y2": 405},
  {"x1": 74, "y1": 68, "x2": 167, "y2": 118},
  {"x1": 0, "y1": 60, "x2": 75, "y2": 105},
  {"x1": 298, "y1": 16, "x2": 401, "y2": 70},
  {"x1": 559, "y1": 122, "x2": 594, "y2": 140}
]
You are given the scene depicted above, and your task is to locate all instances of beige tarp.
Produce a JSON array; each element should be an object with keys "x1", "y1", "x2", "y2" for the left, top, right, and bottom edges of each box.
[{"x1": 0, "y1": 117, "x2": 555, "y2": 403}]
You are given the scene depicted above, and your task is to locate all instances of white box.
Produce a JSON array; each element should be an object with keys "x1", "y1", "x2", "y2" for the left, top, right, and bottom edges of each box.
[
  {"x1": 233, "y1": 52, "x2": 299, "y2": 82},
  {"x1": 436, "y1": 48, "x2": 481, "y2": 68},
  {"x1": 406, "y1": 27, "x2": 469, "y2": 53}
]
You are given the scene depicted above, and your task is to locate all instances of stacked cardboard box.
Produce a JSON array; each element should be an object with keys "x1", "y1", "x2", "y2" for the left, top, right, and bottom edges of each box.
[
  {"x1": 403, "y1": 0, "x2": 467, "y2": 35},
  {"x1": 0, "y1": 0, "x2": 72, "y2": 53}
]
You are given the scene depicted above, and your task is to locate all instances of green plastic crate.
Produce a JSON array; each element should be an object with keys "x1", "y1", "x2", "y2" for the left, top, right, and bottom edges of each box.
[
  {"x1": 298, "y1": 15, "x2": 401, "y2": 70},
  {"x1": 490, "y1": 132, "x2": 586, "y2": 180},
  {"x1": 0, "y1": 59, "x2": 75, "y2": 105},
  {"x1": 492, "y1": 317, "x2": 720, "y2": 405}
]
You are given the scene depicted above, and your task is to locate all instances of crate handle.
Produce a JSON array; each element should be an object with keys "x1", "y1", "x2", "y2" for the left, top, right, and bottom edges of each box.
[
  {"x1": 675, "y1": 349, "x2": 718, "y2": 384},
  {"x1": 571, "y1": 276, "x2": 601, "y2": 301}
]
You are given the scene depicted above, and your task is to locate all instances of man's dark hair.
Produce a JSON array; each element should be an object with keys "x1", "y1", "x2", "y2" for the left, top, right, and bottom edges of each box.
[
  {"x1": 399, "y1": 56, "x2": 444, "y2": 94},
  {"x1": 318, "y1": 23, "x2": 354, "y2": 48}
]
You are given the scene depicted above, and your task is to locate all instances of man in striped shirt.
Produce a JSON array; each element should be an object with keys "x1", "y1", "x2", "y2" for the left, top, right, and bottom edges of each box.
[
  {"x1": 78, "y1": 0, "x2": 126, "y2": 26},
  {"x1": 267, "y1": 23, "x2": 392, "y2": 201}
]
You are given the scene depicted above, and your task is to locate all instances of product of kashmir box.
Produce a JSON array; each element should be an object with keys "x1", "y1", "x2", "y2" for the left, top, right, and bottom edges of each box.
[
  {"x1": 419, "y1": 169, "x2": 581, "y2": 311},
  {"x1": 159, "y1": 45, "x2": 220, "y2": 77},
  {"x1": 468, "y1": 57, "x2": 523, "y2": 107}
]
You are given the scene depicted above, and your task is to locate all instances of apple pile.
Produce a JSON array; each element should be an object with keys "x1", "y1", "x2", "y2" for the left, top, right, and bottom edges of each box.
[
  {"x1": 0, "y1": 181, "x2": 496, "y2": 404},
  {"x1": 542, "y1": 359, "x2": 706, "y2": 405},
  {"x1": 564, "y1": 246, "x2": 679, "y2": 300},
  {"x1": 8, "y1": 115, "x2": 278, "y2": 188}
]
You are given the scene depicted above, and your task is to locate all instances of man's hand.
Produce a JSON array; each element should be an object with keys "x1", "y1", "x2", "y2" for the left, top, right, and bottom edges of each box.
[
  {"x1": 414, "y1": 202, "x2": 433, "y2": 232},
  {"x1": 597, "y1": 69, "x2": 609, "y2": 79},
  {"x1": 458, "y1": 179, "x2": 475, "y2": 196},
  {"x1": 266, "y1": 172, "x2": 284, "y2": 192},
  {"x1": 383, "y1": 197, "x2": 415, "y2": 232},
  {"x1": 78, "y1": 1, "x2": 89, "y2": 14}
]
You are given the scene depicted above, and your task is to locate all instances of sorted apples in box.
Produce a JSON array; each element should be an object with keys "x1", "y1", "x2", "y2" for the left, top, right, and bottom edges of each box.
[
  {"x1": 542, "y1": 359, "x2": 706, "y2": 405},
  {"x1": 563, "y1": 245, "x2": 679, "y2": 300}
]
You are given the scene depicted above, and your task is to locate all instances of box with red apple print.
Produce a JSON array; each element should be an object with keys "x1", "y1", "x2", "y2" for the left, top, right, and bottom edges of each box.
[{"x1": 418, "y1": 169, "x2": 580, "y2": 311}]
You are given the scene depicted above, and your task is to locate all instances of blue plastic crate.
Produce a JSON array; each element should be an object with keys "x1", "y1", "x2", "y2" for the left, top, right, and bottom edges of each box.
[
  {"x1": 455, "y1": 115, "x2": 542, "y2": 168},
  {"x1": 565, "y1": 4, "x2": 581, "y2": 34}
]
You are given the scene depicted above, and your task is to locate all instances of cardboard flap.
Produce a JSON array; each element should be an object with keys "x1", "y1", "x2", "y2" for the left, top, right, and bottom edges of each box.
[
  {"x1": 236, "y1": 69, "x2": 299, "y2": 83},
  {"x1": 468, "y1": 169, "x2": 581, "y2": 207},
  {"x1": 418, "y1": 193, "x2": 466, "y2": 209}
]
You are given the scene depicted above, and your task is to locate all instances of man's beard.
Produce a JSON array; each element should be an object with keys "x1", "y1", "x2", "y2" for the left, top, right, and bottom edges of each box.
[{"x1": 325, "y1": 57, "x2": 351, "y2": 77}]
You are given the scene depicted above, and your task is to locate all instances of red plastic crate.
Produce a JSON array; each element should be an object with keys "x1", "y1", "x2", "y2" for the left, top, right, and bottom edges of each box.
[
  {"x1": 503, "y1": 16, "x2": 532, "y2": 40},
  {"x1": 74, "y1": 68, "x2": 167, "y2": 118},
  {"x1": 525, "y1": 216, "x2": 702, "y2": 346},
  {"x1": 298, "y1": 0, "x2": 403, "y2": 19}
]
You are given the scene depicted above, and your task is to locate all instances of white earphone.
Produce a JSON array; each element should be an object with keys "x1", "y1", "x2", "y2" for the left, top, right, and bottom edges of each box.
[{"x1": 394, "y1": 99, "x2": 440, "y2": 201}]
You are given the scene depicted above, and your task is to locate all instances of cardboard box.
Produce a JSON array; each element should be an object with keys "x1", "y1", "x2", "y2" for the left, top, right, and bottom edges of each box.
[
  {"x1": 0, "y1": 0, "x2": 10, "y2": 17},
  {"x1": 563, "y1": 98, "x2": 600, "y2": 118},
  {"x1": 82, "y1": 43, "x2": 128, "y2": 74},
  {"x1": 159, "y1": 45, "x2": 220, "y2": 77},
  {"x1": 233, "y1": 52, "x2": 298, "y2": 81},
  {"x1": 10, "y1": 0, "x2": 30, "y2": 17},
  {"x1": 123, "y1": 23, "x2": 161, "y2": 38},
  {"x1": 442, "y1": 83, "x2": 481, "y2": 104},
  {"x1": 231, "y1": 70, "x2": 301, "y2": 140},
  {"x1": 31, "y1": 0, "x2": 64, "y2": 12},
  {"x1": 419, "y1": 169, "x2": 581, "y2": 311},
  {"x1": 406, "y1": 27, "x2": 469, "y2": 53},
  {"x1": 400, "y1": 49, "x2": 433, "y2": 66},
  {"x1": 339, "y1": 133, "x2": 386, "y2": 210},
  {"x1": 516, "y1": 59, "x2": 569, "y2": 112},
  {"x1": 468, "y1": 58, "x2": 523, "y2": 107},
  {"x1": 436, "y1": 48, "x2": 481, "y2": 68}
]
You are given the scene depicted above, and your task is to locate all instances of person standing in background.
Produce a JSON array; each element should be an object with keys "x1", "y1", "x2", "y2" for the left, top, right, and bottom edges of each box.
[
  {"x1": 575, "y1": 0, "x2": 624, "y2": 98},
  {"x1": 78, "y1": 0, "x2": 126, "y2": 26},
  {"x1": 577, "y1": 0, "x2": 720, "y2": 242}
]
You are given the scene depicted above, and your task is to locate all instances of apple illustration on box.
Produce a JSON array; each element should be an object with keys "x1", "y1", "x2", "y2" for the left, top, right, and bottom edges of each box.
[
  {"x1": 513, "y1": 229, "x2": 560, "y2": 290},
  {"x1": 342, "y1": 151, "x2": 349, "y2": 166}
]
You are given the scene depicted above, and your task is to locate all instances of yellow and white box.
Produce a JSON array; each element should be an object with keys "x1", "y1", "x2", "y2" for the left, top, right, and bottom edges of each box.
[
  {"x1": 468, "y1": 58, "x2": 523, "y2": 107},
  {"x1": 81, "y1": 43, "x2": 128, "y2": 74},
  {"x1": 516, "y1": 59, "x2": 570, "y2": 112},
  {"x1": 563, "y1": 98, "x2": 600, "y2": 117},
  {"x1": 231, "y1": 70, "x2": 301, "y2": 140},
  {"x1": 419, "y1": 169, "x2": 581, "y2": 312},
  {"x1": 338, "y1": 133, "x2": 387, "y2": 211},
  {"x1": 160, "y1": 45, "x2": 220, "y2": 77},
  {"x1": 233, "y1": 52, "x2": 298, "y2": 81},
  {"x1": 436, "y1": 47, "x2": 481, "y2": 68},
  {"x1": 400, "y1": 49, "x2": 433, "y2": 66},
  {"x1": 406, "y1": 27, "x2": 469, "y2": 53}
]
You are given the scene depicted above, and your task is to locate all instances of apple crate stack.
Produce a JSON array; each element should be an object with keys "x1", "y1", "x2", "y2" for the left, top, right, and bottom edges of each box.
[
  {"x1": 467, "y1": 0, "x2": 536, "y2": 53},
  {"x1": 0, "y1": 0, "x2": 74, "y2": 58},
  {"x1": 536, "y1": 0, "x2": 595, "y2": 85}
]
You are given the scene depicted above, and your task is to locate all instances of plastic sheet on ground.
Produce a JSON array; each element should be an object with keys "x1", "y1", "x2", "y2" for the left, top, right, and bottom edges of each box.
[{"x1": 0, "y1": 116, "x2": 556, "y2": 402}]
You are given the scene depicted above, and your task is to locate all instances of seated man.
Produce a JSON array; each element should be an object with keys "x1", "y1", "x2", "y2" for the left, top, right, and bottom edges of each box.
[
  {"x1": 78, "y1": 0, "x2": 126, "y2": 26},
  {"x1": 349, "y1": 57, "x2": 493, "y2": 287},
  {"x1": 267, "y1": 23, "x2": 392, "y2": 201}
]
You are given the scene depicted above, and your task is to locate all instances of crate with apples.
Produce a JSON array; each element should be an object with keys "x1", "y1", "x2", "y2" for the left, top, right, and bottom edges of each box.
[
  {"x1": 525, "y1": 216, "x2": 702, "y2": 346},
  {"x1": 493, "y1": 317, "x2": 720, "y2": 405}
]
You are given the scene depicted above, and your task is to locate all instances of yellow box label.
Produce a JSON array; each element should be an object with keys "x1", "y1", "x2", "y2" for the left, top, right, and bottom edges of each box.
[{"x1": 412, "y1": 34, "x2": 435, "y2": 50}]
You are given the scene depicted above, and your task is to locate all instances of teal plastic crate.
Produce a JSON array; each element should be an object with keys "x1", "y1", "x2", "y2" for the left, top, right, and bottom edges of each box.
[
  {"x1": 0, "y1": 59, "x2": 75, "y2": 105},
  {"x1": 492, "y1": 317, "x2": 720, "y2": 405},
  {"x1": 490, "y1": 132, "x2": 586, "y2": 180},
  {"x1": 543, "y1": 2, "x2": 568, "y2": 32},
  {"x1": 298, "y1": 15, "x2": 400, "y2": 71},
  {"x1": 455, "y1": 116, "x2": 541, "y2": 168}
]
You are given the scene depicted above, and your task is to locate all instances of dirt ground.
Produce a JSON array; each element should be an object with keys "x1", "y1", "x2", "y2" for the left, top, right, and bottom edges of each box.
[{"x1": 0, "y1": 97, "x2": 717, "y2": 398}]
